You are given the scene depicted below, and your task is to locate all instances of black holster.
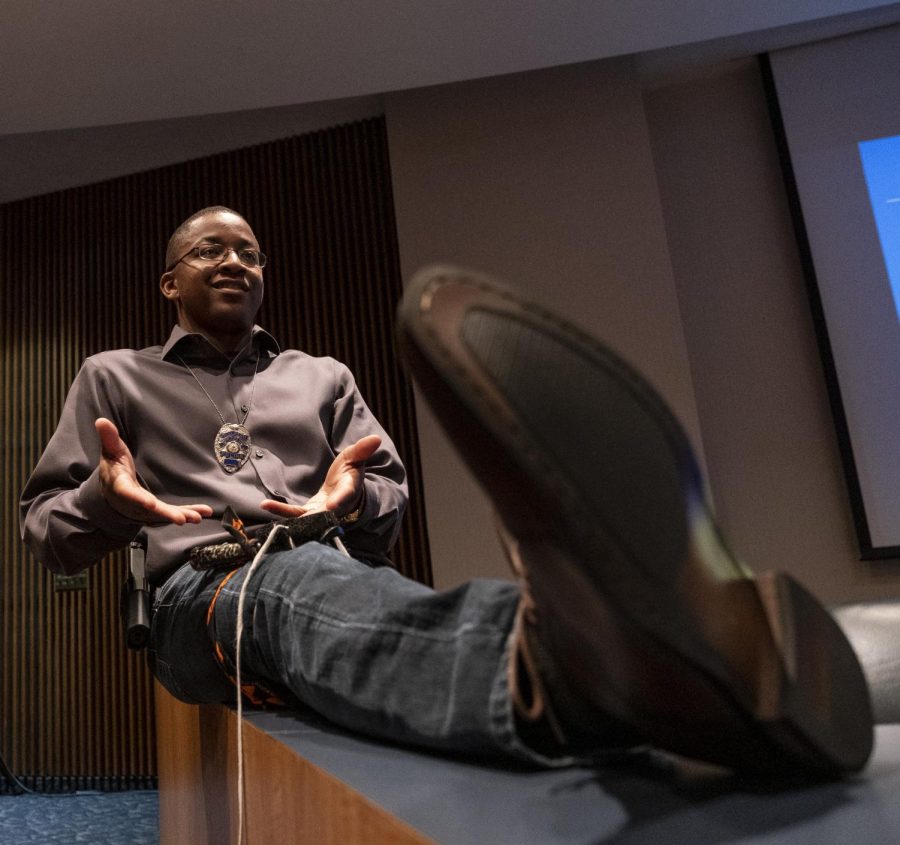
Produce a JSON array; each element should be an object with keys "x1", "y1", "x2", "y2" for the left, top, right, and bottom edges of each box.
[{"x1": 121, "y1": 538, "x2": 152, "y2": 650}]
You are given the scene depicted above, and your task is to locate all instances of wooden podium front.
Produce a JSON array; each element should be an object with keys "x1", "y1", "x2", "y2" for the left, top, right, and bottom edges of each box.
[{"x1": 154, "y1": 684, "x2": 431, "y2": 844}]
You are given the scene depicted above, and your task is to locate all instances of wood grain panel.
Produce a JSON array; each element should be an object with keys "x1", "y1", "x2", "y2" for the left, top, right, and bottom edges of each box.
[{"x1": 155, "y1": 685, "x2": 432, "y2": 844}]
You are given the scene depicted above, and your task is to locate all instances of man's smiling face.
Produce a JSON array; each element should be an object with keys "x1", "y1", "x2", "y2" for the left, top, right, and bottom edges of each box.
[{"x1": 160, "y1": 210, "x2": 264, "y2": 350}]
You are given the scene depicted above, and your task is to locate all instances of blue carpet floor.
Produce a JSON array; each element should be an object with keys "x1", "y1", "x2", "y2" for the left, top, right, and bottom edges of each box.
[{"x1": 0, "y1": 791, "x2": 158, "y2": 844}]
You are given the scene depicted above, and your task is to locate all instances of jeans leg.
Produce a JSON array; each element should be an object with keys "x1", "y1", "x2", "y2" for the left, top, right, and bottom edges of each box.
[
  {"x1": 148, "y1": 561, "x2": 235, "y2": 705},
  {"x1": 219, "y1": 542, "x2": 565, "y2": 762},
  {"x1": 151, "y1": 542, "x2": 570, "y2": 765}
]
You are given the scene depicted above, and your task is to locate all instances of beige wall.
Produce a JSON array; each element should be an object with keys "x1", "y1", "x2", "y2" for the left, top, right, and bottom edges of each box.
[
  {"x1": 387, "y1": 52, "x2": 900, "y2": 602},
  {"x1": 385, "y1": 59, "x2": 703, "y2": 589}
]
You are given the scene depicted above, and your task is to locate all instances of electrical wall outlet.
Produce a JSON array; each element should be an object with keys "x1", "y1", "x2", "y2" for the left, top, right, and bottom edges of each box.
[{"x1": 53, "y1": 572, "x2": 89, "y2": 592}]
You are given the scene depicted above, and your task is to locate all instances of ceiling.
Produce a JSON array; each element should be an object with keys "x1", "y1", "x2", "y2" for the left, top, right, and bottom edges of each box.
[
  {"x1": 1, "y1": 1, "x2": 899, "y2": 204},
  {"x1": 3, "y1": 0, "x2": 900, "y2": 137}
]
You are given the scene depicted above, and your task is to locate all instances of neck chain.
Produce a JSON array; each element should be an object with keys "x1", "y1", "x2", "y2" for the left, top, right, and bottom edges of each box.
[{"x1": 176, "y1": 349, "x2": 261, "y2": 474}]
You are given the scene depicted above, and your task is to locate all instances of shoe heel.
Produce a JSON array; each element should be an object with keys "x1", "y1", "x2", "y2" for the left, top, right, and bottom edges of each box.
[{"x1": 753, "y1": 571, "x2": 873, "y2": 773}]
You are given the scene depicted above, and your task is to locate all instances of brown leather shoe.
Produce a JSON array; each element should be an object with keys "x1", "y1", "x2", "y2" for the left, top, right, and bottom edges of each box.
[{"x1": 396, "y1": 265, "x2": 873, "y2": 777}]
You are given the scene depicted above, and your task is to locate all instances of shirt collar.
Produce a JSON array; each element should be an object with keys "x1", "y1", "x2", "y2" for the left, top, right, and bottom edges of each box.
[{"x1": 161, "y1": 324, "x2": 280, "y2": 365}]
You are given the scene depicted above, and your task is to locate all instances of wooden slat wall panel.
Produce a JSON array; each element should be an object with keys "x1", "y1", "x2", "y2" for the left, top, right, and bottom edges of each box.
[{"x1": 0, "y1": 117, "x2": 432, "y2": 788}]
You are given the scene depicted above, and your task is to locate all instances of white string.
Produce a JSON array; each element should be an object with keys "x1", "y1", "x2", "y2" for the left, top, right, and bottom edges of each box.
[{"x1": 234, "y1": 524, "x2": 288, "y2": 845}]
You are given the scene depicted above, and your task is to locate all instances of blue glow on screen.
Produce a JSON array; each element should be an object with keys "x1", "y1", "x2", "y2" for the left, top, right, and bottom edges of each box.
[{"x1": 859, "y1": 135, "x2": 900, "y2": 322}]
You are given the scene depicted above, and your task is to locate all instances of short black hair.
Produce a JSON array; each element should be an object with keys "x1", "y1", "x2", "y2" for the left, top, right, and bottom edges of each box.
[{"x1": 165, "y1": 206, "x2": 245, "y2": 269}]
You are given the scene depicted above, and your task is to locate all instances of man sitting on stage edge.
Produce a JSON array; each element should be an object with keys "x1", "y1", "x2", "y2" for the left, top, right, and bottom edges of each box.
[{"x1": 20, "y1": 206, "x2": 874, "y2": 778}]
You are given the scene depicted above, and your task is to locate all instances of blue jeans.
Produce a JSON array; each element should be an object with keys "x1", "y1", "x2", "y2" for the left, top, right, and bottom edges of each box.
[{"x1": 149, "y1": 541, "x2": 557, "y2": 765}]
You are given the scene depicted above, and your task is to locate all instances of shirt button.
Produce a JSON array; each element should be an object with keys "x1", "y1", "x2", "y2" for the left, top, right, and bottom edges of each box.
[
  {"x1": 241, "y1": 404, "x2": 250, "y2": 413},
  {"x1": 273, "y1": 490, "x2": 282, "y2": 497},
  {"x1": 255, "y1": 449, "x2": 263, "y2": 458}
]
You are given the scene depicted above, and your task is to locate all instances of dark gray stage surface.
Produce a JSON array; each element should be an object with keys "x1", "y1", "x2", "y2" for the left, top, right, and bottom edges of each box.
[{"x1": 247, "y1": 709, "x2": 900, "y2": 844}]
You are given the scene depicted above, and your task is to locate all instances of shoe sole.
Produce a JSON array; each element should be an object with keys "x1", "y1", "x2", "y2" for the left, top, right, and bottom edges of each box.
[{"x1": 396, "y1": 265, "x2": 873, "y2": 776}]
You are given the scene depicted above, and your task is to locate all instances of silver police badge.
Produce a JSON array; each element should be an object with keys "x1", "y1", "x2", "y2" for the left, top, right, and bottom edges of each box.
[{"x1": 214, "y1": 423, "x2": 252, "y2": 474}]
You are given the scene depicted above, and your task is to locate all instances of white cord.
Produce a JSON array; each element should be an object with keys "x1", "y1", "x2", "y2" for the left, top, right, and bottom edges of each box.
[
  {"x1": 234, "y1": 524, "x2": 288, "y2": 845},
  {"x1": 232, "y1": 520, "x2": 350, "y2": 843}
]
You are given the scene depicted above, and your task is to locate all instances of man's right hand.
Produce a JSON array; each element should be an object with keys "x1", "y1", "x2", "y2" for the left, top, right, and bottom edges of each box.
[{"x1": 95, "y1": 417, "x2": 213, "y2": 525}]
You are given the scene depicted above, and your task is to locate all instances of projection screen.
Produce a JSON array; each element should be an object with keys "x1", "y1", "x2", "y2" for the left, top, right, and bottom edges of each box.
[{"x1": 768, "y1": 23, "x2": 900, "y2": 556}]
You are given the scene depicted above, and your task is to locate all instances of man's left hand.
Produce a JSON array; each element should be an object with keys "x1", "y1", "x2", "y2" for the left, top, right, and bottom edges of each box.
[{"x1": 260, "y1": 435, "x2": 381, "y2": 520}]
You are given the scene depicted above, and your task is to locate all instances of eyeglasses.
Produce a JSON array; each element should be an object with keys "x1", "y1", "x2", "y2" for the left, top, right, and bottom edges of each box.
[{"x1": 167, "y1": 243, "x2": 267, "y2": 271}]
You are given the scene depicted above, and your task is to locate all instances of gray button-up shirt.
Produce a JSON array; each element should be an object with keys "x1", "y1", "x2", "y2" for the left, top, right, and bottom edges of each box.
[{"x1": 20, "y1": 325, "x2": 408, "y2": 584}]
